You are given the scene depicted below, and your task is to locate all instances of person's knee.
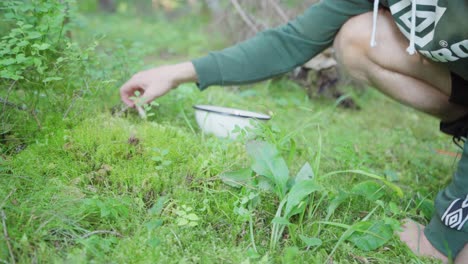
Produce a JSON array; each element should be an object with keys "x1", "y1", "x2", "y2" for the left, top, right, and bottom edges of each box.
[{"x1": 333, "y1": 12, "x2": 375, "y2": 83}]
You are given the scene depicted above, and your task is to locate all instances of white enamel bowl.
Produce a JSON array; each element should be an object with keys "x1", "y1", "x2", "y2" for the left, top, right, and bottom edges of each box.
[{"x1": 193, "y1": 105, "x2": 271, "y2": 139}]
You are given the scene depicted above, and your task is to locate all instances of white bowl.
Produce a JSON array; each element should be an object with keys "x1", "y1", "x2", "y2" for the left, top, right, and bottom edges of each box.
[{"x1": 193, "y1": 105, "x2": 271, "y2": 139}]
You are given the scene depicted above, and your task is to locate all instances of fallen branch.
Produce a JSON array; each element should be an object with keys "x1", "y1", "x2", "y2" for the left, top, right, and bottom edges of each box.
[
  {"x1": 30, "y1": 108, "x2": 42, "y2": 131},
  {"x1": 0, "y1": 189, "x2": 16, "y2": 209},
  {"x1": 0, "y1": 98, "x2": 26, "y2": 112},
  {"x1": 229, "y1": 0, "x2": 259, "y2": 33},
  {"x1": 80, "y1": 230, "x2": 122, "y2": 239},
  {"x1": 1, "y1": 81, "x2": 18, "y2": 112},
  {"x1": 63, "y1": 90, "x2": 84, "y2": 119},
  {"x1": 267, "y1": 0, "x2": 289, "y2": 23},
  {"x1": 1, "y1": 210, "x2": 16, "y2": 264}
]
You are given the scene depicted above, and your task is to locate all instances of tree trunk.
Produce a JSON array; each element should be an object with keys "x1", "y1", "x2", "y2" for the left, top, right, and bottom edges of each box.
[{"x1": 99, "y1": 0, "x2": 116, "y2": 13}]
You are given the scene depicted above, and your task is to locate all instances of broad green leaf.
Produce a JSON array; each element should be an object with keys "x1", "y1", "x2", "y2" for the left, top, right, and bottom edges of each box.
[
  {"x1": 0, "y1": 58, "x2": 16, "y2": 66},
  {"x1": 322, "y1": 170, "x2": 403, "y2": 198},
  {"x1": 295, "y1": 162, "x2": 314, "y2": 182},
  {"x1": 175, "y1": 210, "x2": 186, "y2": 217},
  {"x1": 234, "y1": 206, "x2": 250, "y2": 218},
  {"x1": 27, "y1": 32, "x2": 42, "y2": 39},
  {"x1": 284, "y1": 179, "x2": 322, "y2": 217},
  {"x1": 220, "y1": 168, "x2": 253, "y2": 188},
  {"x1": 347, "y1": 221, "x2": 393, "y2": 251},
  {"x1": 299, "y1": 235, "x2": 322, "y2": 247},
  {"x1": 185, "y1": 213, "x2": 199, "y2": 221},
  {"x1": 246, "y1": 141, "x2": 289, "y2": 196},
  {"x1": 176, "y1": 218, "x2": 189, "y2": 226},
  {"x1": 257, "y1": 176, "x2": 274, "y2": 192},
  {"x1": 416, "y1": 198, "x2": 434, "y2": 220},
  {"x1": 148, "y1": 196, "x2": 167, "y2": 216},
  {"x1": 326, "y1": 192, "x2": 349, "y2": 220},
  {"x1": 384, "y1": 170, "x2": 399, "y2": 182},
  {"x1": 271, "y1": 217, "x2": 291, "y2": 225},
  {"x1": 188, "y1": 221, "x2": 198, "y2": 227},
  {"x1": 16, "y1": 54, "x2": 27, "y2": 63},
  {"x1": 33, "y1": 43, "x2": 50, "y2": 51},
  {"x1": 145, "y1": 219, "x2": 163, "y2": 231},
  {"x1": 351, "y1": 181, "x2": 385, "y2": 201},
  {"x1": 162, "y1": 160, "x2": 172, "y2": 166},
  {"x1": 147, "y1": 237, "x2": 161, "y2": 248},
  {"x1": 17, "y1": 40, "x2": 29, "y2": 47}
]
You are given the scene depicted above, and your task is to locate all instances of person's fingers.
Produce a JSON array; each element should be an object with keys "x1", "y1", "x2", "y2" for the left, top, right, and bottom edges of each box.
[
  {"x1": 142, "y1": 91, "x2": 158, "y2": 105},
  {"x1": 120, "y1": 81, "x2": 137, "y2": 107}
]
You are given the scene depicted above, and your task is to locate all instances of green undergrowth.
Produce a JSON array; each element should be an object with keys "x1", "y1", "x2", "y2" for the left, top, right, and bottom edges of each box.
[
  {"x1": 0, "y1": 9, "x2": 458, "y2": 264},
  {"x1": 1, "y1": 84, "x2": 457, "y2": 263}
]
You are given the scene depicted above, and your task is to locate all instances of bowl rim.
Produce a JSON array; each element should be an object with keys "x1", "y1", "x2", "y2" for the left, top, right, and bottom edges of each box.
[{"x1": 193, "y1": 105, "x2": 271, "y2": 120}]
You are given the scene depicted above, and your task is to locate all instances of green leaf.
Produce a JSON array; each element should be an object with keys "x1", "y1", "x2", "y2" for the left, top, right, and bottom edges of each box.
[
  {"x1": 17, "y1": 40, "x2": 29, "y2": 47},
  {"x1": 0, "y1": 58, "x2": 16, "y2": 66},
  {"x1": 416, "y1": 198, "x2": 434, "y2": 220},
  {"x1": 185, "y1": 213, "x2": 199, "y2": 221},
  {"x1": 351, "y1": 181, "x2": 385, "y2": 201},
  {"x1": 188, "y1": 221, "x2": 198, "y2": 227},
  {"x1": 162, "y1": 160, "x2": 172, "y2": 166},
  {"x1": 257, "y1": 176, "x2": 274, "y2": 192},
  {"x1": 271, "y1": 217, "x2": 291, "y2": 225},
  {"x1": 42, "y1": 77, "x2": 63, "y2": 83},
  {"x1": 299, "y1": 235, "x2": 322, "y2": 247},
  {"x1": 295, "y1": 162, "x2": 314, "y2": 182},
  {"x1": 347, "y1": 221, "x2": 393, "y2": 251},
  {"x1": 220, "y1": 168, "x2": 253, "y2": 188},
  {"x1": 32, "y1": 43, "x2": 50, "y2": 51},
  {"x1": 326, "y1": 192, "x2": 349, "y2": 220},
  {"x1": 148, "y1": 196, "x2": 167, "y2": 216},
  {"x1": 152, "y1": 156, "x2": 162, "y2": 162},
  {"x1": 16, "y1": 54, "x2": 27, "y2": 63},
  {"x1": 175, "y1": 210, "x2": 186, "y2": 217},
  {"x1": 176, "y1": 218, "x2": 189, "y2": 226},
  {"x1": 284, "y1": 179, "x2": 322, "y2": 217},
  {"x1": 246, "y1": 141, "x2": 289, "y2": 196},
  {"x1": 145, "y1": 219, "x2": 163, "y2": 231},
  {"x1": 27, "y1": 32, "x2": 42, "y2": 39},
  {"x1": 147, "y1": 237, "x2": 161, "y2": 248},
  {"x1": 384, "y1": 170, "x2": 399, "y2": 182},
  {"x1": 322, "y1": 170, "x2": 403, "y2": 198}
]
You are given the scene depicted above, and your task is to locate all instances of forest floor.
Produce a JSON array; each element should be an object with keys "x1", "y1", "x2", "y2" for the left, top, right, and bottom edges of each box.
[{"x1": 0, "y1": 11, "x2": 459, "y2": 263}]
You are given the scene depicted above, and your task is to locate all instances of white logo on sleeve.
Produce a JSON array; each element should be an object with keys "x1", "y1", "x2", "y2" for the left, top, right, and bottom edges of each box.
[
  {"x1": 390, "y1": 0, "x2": 447, "y2": 48},
  {"x1": 441, "y1": 194, "x2": 468, "y2": 231}
]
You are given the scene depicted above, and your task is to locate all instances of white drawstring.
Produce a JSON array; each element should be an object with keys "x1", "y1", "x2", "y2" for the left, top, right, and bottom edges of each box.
[
  {"x1": 371, "y1": 0, "x2": 418, "y2": 55},
  {"x1": 370, "y1": 0, "x2": 379, "y2": 47},
  {"x1": 406, "y1": 0, "x2": 417, "y2": 55}
]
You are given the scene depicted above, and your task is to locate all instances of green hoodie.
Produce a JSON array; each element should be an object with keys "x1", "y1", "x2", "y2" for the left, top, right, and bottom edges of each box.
[{"x1": 192, "y1": 0, "x2": 468, "y2": 90}]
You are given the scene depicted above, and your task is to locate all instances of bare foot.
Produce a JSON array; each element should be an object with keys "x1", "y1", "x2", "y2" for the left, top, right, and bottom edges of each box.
[
  {"x1": 398, "y1": 219, "x2": 449, "y2": 263},
  {"x1": 455, "y1": 244, "x2": 468, "y2": 264}
]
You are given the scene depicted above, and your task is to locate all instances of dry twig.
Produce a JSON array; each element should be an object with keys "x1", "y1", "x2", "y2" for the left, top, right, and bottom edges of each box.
[
  {"x1": 80, "y1": 230, "x2": 122, "y2": 239},
  {"x1": 1, "y1": 210, "x2": 16, "y2": 264},
  {"x1": 0, "y1": 189, "x2": 16, "y2": 209}
]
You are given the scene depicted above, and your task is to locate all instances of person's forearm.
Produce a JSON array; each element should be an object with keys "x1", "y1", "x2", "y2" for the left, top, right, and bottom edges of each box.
[
  {"x1": 192, "y1": 0, "x2": 373, "y2": 90},
  {"x1": 170, "y1": 62, "x2": 198, "y2": 87}
]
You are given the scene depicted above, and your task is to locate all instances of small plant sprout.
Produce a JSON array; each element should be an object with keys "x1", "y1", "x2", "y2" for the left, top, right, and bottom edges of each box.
[
  {"x1": 130, "y1": 90, "x2": 159, "y2": 119},
  {"x1": 174, "y1": 205, "x2": 200, "y2": 227},
  {"x1": 152, "y1": 148, "x2": 172, "y2": 171}
]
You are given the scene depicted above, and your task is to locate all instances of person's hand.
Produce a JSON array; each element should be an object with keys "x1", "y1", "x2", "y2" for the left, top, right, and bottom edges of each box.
[{"x1": 120, "y1": 62, "x2": 197, "y2": 107}]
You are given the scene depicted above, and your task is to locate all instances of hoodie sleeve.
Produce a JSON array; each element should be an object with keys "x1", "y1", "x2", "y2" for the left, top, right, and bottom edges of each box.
[{"x1": 192, "y1": 0, "x2": 373, "y2": 90}]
